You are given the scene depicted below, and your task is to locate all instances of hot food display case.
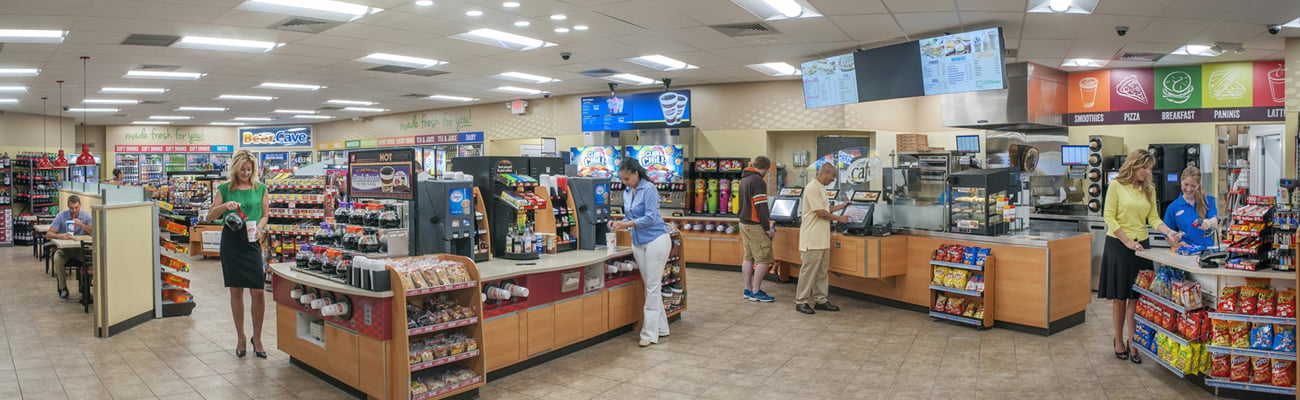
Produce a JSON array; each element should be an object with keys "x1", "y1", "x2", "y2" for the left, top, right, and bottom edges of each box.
[{"x1": 948, "y1": 168, "x2": 1011, "y2": 236}]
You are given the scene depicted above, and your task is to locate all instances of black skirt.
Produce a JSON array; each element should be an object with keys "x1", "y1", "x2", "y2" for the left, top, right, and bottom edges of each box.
[
  {"x1": 1097, "y1": 236, "x2": 1152, "y2": 300},
  {"x1": 220, "y1": 225, "x2": 265, "y2": 289}
]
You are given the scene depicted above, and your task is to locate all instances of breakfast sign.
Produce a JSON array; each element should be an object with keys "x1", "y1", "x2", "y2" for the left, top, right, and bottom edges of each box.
[{"x1": 1066, "y1": 61, "x2": 1285, "y2": 126}]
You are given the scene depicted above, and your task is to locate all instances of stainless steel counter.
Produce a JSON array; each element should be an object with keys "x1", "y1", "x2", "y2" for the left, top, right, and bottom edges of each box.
[
  {"x1": 1029, "y1": 213, "x2": 1104, "y2": 223},
  {"x1": 897, "y1": 228, "x2": 1091, "y2": 248}
]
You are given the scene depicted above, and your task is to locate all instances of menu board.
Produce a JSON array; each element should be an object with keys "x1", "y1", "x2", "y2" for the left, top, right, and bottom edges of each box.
[
  {"x1": 570, "y1": 146, "x2": 620, "y2": 178},
  {"x1": 801, "y1": 53, "x2": 858, "y2": 108},
  {"x1": 580, "y1": 91, "x2": 691, "y2": 131},
  {"x1": 624, "y1": 145, "x2": 684, "y2": 183},
  {"x1": 918, "y1": 27, "x2": 1006, "y2": 96}
]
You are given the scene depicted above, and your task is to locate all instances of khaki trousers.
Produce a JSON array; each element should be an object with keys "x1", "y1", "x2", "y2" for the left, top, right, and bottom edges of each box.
[{"x1": 795, "y1": 249, "x2": 830, "y2": 305}]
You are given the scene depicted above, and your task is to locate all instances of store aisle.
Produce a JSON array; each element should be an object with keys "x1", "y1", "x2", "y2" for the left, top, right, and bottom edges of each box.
[{"x1": 0, "y1": 246, "x2": 1215, "y2": 400}]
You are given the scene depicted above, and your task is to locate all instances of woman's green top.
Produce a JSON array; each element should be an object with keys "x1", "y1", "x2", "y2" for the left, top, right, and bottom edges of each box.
[{"x1": 217, "y1": 182, "x2": 267, "y2": 223}]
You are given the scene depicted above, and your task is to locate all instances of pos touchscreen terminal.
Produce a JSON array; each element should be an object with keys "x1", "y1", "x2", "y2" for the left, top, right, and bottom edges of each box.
[
  {"x1": 837, "y1": 190, "x2": 887, "y2": 236},
  {"x1": 769, "y1": 188, "x2": 802, "y2": 227}
]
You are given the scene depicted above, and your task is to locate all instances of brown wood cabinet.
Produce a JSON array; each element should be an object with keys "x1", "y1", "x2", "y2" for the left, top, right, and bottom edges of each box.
[
  {"x1": 828, "y1": 238, "x2": 864, "y2": 276},
  {"x1": 772, "y1": 227, "x2": 799, "y2": 262},
  {"x1": 324, "y1": 325, "x2": 360, "y2": 387},
  {"x1": 484, "y1": 312, "x2": 522, "y2": 372},
  {"x1": 553, "y1": 297, "x2": 583, "y2": 347},
  {"x1": 356, "y1": 335, "x2": 386, "y2": 397},
  {"x1": 606, "y1": 282, "x2": 640, "y2": 329},
  {"x1": 582, "y1": 291, "x2": 605, "y2": 339},
  {"x1": 526, "y1": 305, "x2": 555, "y2": 356},
  {"x1": 681, "y1": 236, "x2": 711, "y2": 263},
  {"x1": 709, "y1": 237, "x2": 744, "y2": 266}
]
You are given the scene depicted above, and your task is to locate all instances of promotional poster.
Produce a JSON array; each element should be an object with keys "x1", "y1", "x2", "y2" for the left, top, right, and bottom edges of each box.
[
  {"x1": 570, "y1": 146, "x2": 621, "y2": 178},
  {"x1": 624, "y1": 145, "x2": 684, "y2": 183},
  {"x1": 348, "y1": 149, "x2": 415, "y2": 200},
  {"x1": 580, "y1": 90, "x2": 692, "y2": 131}
]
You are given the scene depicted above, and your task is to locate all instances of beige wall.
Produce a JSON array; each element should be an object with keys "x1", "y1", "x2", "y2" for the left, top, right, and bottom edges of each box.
[
  {"x1": 0, "y1": 111, "x2": 77, "y2": 152},
  {"x1": 104, "y1": 125, "x2": 239, "y2": 165}
]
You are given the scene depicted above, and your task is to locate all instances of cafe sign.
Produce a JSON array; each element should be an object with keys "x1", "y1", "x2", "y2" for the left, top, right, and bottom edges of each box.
[
  {"x1": 1066, "y1": 61, "x2": 1285, "y2": 126},
  {"x1": 239, "y1": 126, "x2": 313, "y2": 148}
]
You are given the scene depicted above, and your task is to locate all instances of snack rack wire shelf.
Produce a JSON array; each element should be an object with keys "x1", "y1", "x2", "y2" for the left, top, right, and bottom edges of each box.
[
  {"x1": 156, "y1": 202, "x2": 196, "y2": 317},
  {"x1": 927, "y1": 250, "x2": 996, "y2": 329}
]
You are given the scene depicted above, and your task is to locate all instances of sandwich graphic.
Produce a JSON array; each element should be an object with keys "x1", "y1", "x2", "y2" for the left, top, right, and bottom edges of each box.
[{"x1": 1208, "y1": 70, "x2": 1246, "y2": 100}]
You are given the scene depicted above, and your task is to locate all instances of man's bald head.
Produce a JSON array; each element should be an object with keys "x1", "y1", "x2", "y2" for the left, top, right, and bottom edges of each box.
[{"x1": 817, "y1": 163, "x2": 838, "y2": 185}]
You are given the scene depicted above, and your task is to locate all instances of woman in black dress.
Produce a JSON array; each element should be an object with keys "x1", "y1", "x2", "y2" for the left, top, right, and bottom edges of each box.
[{"x1": 206, "y1": 150, "x2": 270, "y2": 358}]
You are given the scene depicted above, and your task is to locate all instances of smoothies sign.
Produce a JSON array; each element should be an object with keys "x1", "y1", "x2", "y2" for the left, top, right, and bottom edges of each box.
[
  {"x1": 1066, "y1": 61, "x2": 1284, "y2": 126},
  {"x1": 348, "y1": 149, "x2": 415, "y2": 200},
  {"x1": 238, "y1": 126, "x2": 313, "y2": 147}
]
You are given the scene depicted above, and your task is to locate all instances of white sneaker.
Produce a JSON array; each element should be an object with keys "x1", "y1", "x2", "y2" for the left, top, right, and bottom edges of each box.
[{"x1": 639, "y1": 339, "x2": 653, "y2": 347}]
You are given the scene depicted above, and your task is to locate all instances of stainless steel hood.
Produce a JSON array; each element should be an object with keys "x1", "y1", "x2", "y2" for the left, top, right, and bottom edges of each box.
[{"x1": 941, "y1": 62, "x2": 1068, "y2": 131}]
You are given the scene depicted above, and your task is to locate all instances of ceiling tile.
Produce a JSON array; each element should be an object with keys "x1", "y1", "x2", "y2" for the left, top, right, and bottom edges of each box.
[
  {"x1": 1023, "y1": 13, "x2": 1155, "y2": 41},
  {"x1": 892, "y1": 12, "x2": 962, "y2": 38},
  {"x1": 1092, "y1": 0, "x2": 1174, "y2": 17},
  {"x1": 82, "y1": 0, "x2": 227, "y2": 24},
  {"x1": 804, "y1": 0, "x2": 887, "y2": 15},
  {"x1": 1155, "y1": 0, "x2": 1243, "y2": 22},
  {"x1": 1193, "y1": 21, "x2": 1275, "y2": 45},
  {"x1": 1222, "y1": 0, "x2": 1300, "y2": 25},
  {"x1": 710, "y1": 44, "x2": 815, "y2": 65},
  {"x1": 828, "y1": 14, "x2": 904, "y2": 42},
  {"x1": 1017, "y1": 38, "x2": 1073, "y2": 58},
  {"x1": 1130, "y1": 18, "x2": 1210, "y2": 44},
  {"x1": 590, "y1": 0, "x2": 702, "y2": 31},
  {"x1": 1063, "y1": 40, "x2": 1127, "y2": 60},
  {"x1": 958, "y1": 12, "x2": 1024, "y2": 38},
  {"x1": 660, "y1": 26, "x2": 747, "y2": 50},
  {"x1": 881, "y1": 0, "x2": 956, "y2": 13},
  {"x1": 650, "y1": 0, "x2": 758, "y2": 26},
  {"x1": 954, "y1": 0, "x2": 1027, "y2": 12},
  {"x1": 766, "y1": 18, "x2": 851, "y2": 42}
]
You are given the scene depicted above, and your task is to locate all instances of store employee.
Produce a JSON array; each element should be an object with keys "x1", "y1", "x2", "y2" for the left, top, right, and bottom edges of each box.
[{"x1": 1162, "y1": 166, "x2": 1217, "y2": 248}]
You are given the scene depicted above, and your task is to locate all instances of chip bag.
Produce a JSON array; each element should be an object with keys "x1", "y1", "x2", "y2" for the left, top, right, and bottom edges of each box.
[
  {"x1": 973, "y1": 304, "x2": 985, "y2": 320},
  {"x1": 1278, "y1": 289, "x2": 1297, "y2": 318},
  {"x1": 1210, "y1": 354, "x2": 1231, "y2": 378},
  {"x1": 1230, "y1": 355, "x2": 1251, "y2": 382},
  {"x1": 1230, "y1": 321, "x2": 1250, "y2": 348},
  {"x1": 1218, "y1": 287, "x2": 1240, "y2": 313},
  {"x1": 1251, "y1": 323, "x2": 1275, "y2": 350},
  {"x1": 1253, "y1": 356, "x2": 1273, "y2": 385},
  {"x1": 951, "y1": 269, "x2": 971, "y2": 290},
  {"x1": 934, "y1": 294, "x2": 948, "y2": 311},
  {"x1": 932, "y1": 266, "x2": 949, "y2": 285},
  {"x1": 1273, "y1": 359, "x2": 1295, "y2": 388},
  {"x1": 1211, "y1": 319, "x2": 1230, "y2": 346},
  {"x1": 1258, "y1": 289, "x2": 1276, "y2": 316},
  {"x1": 962, "y1": 303, "x2": 977, "y2": 318},
  {"x1": 1240, "y1": 287, "x2": 1260, "y2": 315},
  {"x1": 1275, "y1": 325, "x2": 1297, "y2": 353}
]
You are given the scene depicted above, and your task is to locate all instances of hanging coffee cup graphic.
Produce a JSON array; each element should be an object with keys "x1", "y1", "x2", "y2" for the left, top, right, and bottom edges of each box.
[{"x1": 379, "y1": 166, "x2": 395, "y2": 192}]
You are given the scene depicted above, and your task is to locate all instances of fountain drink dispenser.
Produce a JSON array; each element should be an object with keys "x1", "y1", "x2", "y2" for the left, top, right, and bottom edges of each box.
[
  {"x1": 718, "y1": 179, "x2": 731, "y2": 216},
  {"x1": 412, "y1": 179, "x2": 477, "y2": 258},
  {"x1": 569, "y1": 177, "x2": 612, "y2": 250},
  {"x1": 730, "y1": 179, "x2": 741, "y2": 214},
  {"x1": 707, "y1": 178, "x2": 719, "y2": 213},
  {"x1": 694, "y1": 179, "x2": 706, "y2": 213}
]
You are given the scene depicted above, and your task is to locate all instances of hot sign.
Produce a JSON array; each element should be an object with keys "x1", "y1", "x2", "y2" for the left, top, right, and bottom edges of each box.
[{"x1": 239, "y1": 126, "x2": 313, "y2": 148}]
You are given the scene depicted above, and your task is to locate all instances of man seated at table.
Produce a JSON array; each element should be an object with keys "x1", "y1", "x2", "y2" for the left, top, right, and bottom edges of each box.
[{"x1": 48, "y1": 195, "x2": 92, "y2": 302}]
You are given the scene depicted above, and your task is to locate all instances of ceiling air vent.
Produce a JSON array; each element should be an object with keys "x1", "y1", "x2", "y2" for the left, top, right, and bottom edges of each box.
[
  {"x1": 368, "y1": 65, "x2": 415, "y2": 73},
  {"x1": 121, "y1": 34, "x2": 180, "y2": 47},
  {"x1": 269, "y1": 17, "x2": 344, "y2": 34},
  {"x1": 709, "y1": 22, "x2": 779, "y2": 37},
  {"x1": 402, "y1": 69, "x2": 448, "y2": 77},
  {"x1": 580, "y1": 68, "x2": 621, "y2": 78},
  {"x1": 1114, "y1": 52, "x2": 1166, "y2": 62},
  {"x1": 113, "y1": 113, "x2": 128, "y2": 117},
  {"x1": 140, "y1": 100, "x2": 168, "y2": 105},
  {"x1": 401, "y1": 94, "x2": 433, "y2": 98},
  {"x1": 318, "y1": 106, "x2": 344, "y2": 111},
  {"x1": 137, "y1": 64, "x2": 182, "y2": 71}
]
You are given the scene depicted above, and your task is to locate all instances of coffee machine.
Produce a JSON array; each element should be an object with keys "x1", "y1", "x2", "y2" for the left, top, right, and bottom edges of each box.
[
  {"x1": 1148, "y1": 144, "x2": 1202, "y2": 213},
  {"x1": 568, "y1": 177, "x2": 612, "y2": 250},
  {"x1": 412, "y1": 179, "x2": 477, "y2": 258}
]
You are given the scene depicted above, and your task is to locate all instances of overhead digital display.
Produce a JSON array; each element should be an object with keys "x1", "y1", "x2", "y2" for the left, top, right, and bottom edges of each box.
[
  {"x1": 918, "y1": 27, "x2": 1007, "y2": 96},
  {"x1": 801, "y1": 53, "x2": 859, "y2": 108},
  {"x1": 580, "y1": 90, "x2": 691, "y2": 131}
]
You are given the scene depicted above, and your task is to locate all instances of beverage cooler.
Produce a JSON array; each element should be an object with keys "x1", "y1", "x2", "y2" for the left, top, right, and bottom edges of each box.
[
  {"x1": 114, "y1": 154, "x2": 141, "y2": 185},
  {"x1": 68, "y1": 156, "x2": 100, "y2": 183},
  {"x1": 419, "y1": 144, "x2": 483, "y2": 177}
]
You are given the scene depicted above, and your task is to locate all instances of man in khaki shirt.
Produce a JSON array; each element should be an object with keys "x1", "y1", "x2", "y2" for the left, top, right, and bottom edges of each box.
[{"x1": 796, "y1": 163, "x2": 848, "y2": 314}]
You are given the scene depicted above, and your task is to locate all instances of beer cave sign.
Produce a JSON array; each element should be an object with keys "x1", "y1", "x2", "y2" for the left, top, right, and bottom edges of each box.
[{"x1": 239, "y1": 126, "x2": 313, "y2": 148}]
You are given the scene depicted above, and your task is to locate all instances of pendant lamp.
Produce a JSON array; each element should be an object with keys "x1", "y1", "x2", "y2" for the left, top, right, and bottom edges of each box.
[
  {"x1": 53, "y1": 80, "x2": 68, "y2": 168},
  {"x1": 76, "y1": 57, "x2": 94, "y2": 166},
  {"x1": 37, "y1": 97, "x2": 53, "y2": 170}
]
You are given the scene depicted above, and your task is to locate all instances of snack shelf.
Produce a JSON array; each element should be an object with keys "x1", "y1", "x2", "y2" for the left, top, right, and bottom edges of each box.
[
  {"x1": 405, "y1": 281, "x2": 478, "y2": 297},
  {"x1": 1204, "y1": 378, "x2": 1296, "y2": 395},
  {"x1": 928, "y1": 310, "x2": 982, "y2": 327},
  {"x1": 929, "y1": 260, "x2": 983, "y2": 271},
  {"x1": 1133, "y1": 285, "x2": 1204, "y2": 313},
  {"x1": 1134, "y1": 315, "x2": 1193, "y2": 347},
  {"x1": 1208, "y1": 312, "x2": 1297, "y2": 325},
  {"x1": 928, "y1": 284, "x2": 983, "y2": 297},
  {"x1": 1224, "y1": 246, "x2": 1261, "y2": 254},
  {"x1": 408, "y1": 317, "x2": 478, "y2": 336},
  {"x1": 1228, "y1": 230, "x2": 1262, "y2": 237},
  {"x1": 1205, "y1": 345, "x2": 1297, "y2": 361},
  {"x1": 411, "y1": 375, "x2": 482, "y2": 400},
  {"x1": 409, "y1": 349, "x2": 479, "y2": 373},
  {"x1": 1133, "y1": 345, "x2": 1185, "y2": 378}
]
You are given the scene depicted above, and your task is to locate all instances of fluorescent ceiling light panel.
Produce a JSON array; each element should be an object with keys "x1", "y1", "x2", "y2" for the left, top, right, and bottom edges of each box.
[
  {"x1": 550, "y1": 14, "x2": 566, "y2": 20},
  {"x1": 236, "y1": 0, "x2": 383, "y2": 22},
  {"x1": 574, "y1": 25, "x2": 589, "y2": 31},
  {"x1": 1171, "y1": 44, "x2": 1223, "y2": 57},
  {"x1": 729, "y1": 0, "x2": 821, "y2": 21},
  {"x1": 149, "y1": 115, "x2": 193, "y2": 120},
  {"x1": 273, "y1": 109, "x2": 317, "y2": 114},
  {"x1": 218, "y1": 94, "x2": 276, "y2": 101},
  {"x1": 0, "y1": 29, "x2": 67, "y2": 43},
  {"x1": 746, "y1": 62, "x2": 800, "y2": 76},
  {"x1": 101, "y1": 87, "x2": 167, "y2": 93},
  {"x1": 210, "y1": 122, "x2": 245, "y2": 126},
  {"x1": 1061, "y1": 58, "x2": 1107, "y2": 68},
  {"x1": 132, "y1": 121, "x2": 171, "y2": 125},
  {"x1": 626, "y1": 55, "x2": 697, "y2": 71},
  {"x1": 502, "y1": 2, "x2": 520, "y2": 7},
  {"x1": 416, "y1": 1, "x2": 433, "y2": 6},
  {"x1": 1284, "y1": 17, "x2": 1300, "y2": 28},
  {"x1": 175, "y1": 36, "x2": 283, "y2": 53},
  {"x1": 356, "y1": 53, "x2": 444, "y2": 68},
  {"x1": 466, "y1": 10, "x2": 483, "y2": 16},
  {"x1": 234, "y1": 117, "x2": 276, "y2": 121},
  {"x1": 83, "y1": 99, "x2": 140, "y2": 104},
  {"x1": 495, "y1": 72, "x2": 559, "y2": 84},
  {"x1": 426, "y1": 95, "x2": 478, "y2": 102},
  {"x1": 327, "y1": 99, "x2": 375, "y2": 106},
  {"x1": 1027, "y1": 0, "x2": 1096, "y2": 14},
  {"x1": 1049, "y1": 0, "x2": 1071, "y2": 12},
  {"x1": 604, "y1": 74, "x2": 658, "y2": 85},
  {"x1": 177, "y1": 106, "x2": 228, "y2": 111},
  {"x1": 0, "y1": 86, "x2": 27, "y2": 92},
  {"x1": 294, "y1": 115, "x2": 333, "y2": 119},
  {"x1": 124, "y1": 70, "x2": 204, "y2": 80},
  {"x1": 451, "y1": 28, "x2": 555, "y2": 51},
  {"x1": 68, "y1": 107, "x2": 118, "y2": 112},
  {"x1": 0, "y1": 68, "x2": 40, "y2": 76},
  {"x1": 342, "y1": 107, "x2": 388, "y2": 112},
  {"x1": 492, "y1": 86, "x2": 542, "y2": 95},
  {"x1": 514, "y1": 21, "x2": 531, "y2": 27},
  {"x1": 0, "y1": 99, "x2": 19, "y2": 104},
  {"x1": 257, "y1": 82, "x2": 324, "y2": 90},
  {"x1": 554, "y1": 28, "x2": 569, "y2": 33}
]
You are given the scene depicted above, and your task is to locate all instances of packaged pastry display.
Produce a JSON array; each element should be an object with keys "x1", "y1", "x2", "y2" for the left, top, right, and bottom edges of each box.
[
  {"x1": 406, "y1": 295, "x2": 477, "y2": 330},
  {"x1": 409, "y1": 367, "x2": 478, "y2": 398},
  {"x1": 390, "y1": 256, "x2": 474, "y2": 290},
  {"x1": 408, "y1": 333, "x2": 479, "y2": 366}
]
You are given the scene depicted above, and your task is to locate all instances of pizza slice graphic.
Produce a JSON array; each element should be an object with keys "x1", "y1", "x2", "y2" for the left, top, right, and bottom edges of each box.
[{"x1": 1115, "y1": 74, "x2": 1149, "y2": 104}]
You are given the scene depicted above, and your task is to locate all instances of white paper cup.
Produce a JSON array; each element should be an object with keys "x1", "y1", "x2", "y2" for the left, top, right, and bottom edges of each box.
[
  {"x1": 606, "y1": 232, "x2": 617, "y2": 252},
  {"x1": 487, "y1": 287, "x2": 511, "y2": 300},
  {"x1": 506, "y1": 284, "x2": 529, "y2": 297},
  {"x1": 246, "y1": 224, "x2": 259, "y2": 243},
  {"x1": 321, "y1": 303, "x2": 349, "y2": 317},
  {"x1": 310, "y1": 298, "x2": 330, "y2": 310},
  {"x1": 289, "y1": 288, "x2": 303, "y2": 299},
  {"x1": 605, "y1": 264, "x2": 619, "y2": 275}
]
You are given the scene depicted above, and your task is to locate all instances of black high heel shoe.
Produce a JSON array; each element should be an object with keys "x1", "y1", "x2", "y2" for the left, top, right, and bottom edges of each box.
[
  {"x1": 252, "y1": 338, "x2": 267, "y2": 359},
  {"x1": 1129, "y1": 344, "x2": 1142, "y2": 364},
  {"x1": 236, "y1": 341, "x2": 247, "y2": 358},
  {"x1": 1113, "y1": 338, "x2": 1128, "y2": 360}
]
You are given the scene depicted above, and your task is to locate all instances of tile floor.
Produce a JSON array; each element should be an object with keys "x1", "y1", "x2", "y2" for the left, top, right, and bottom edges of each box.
[{"x1": 0, "y1": 245, "x2": 1220, "y2": 399}]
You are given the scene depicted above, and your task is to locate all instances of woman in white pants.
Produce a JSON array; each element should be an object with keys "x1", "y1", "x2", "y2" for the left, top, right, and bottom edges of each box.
[{"x1": 611, "y1": 158, "x2": 671, "y2": 347}]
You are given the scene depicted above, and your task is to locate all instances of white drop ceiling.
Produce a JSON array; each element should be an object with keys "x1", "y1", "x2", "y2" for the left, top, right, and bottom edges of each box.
[{"x1": 0, "y1": 0, "x2": 1295, "y2": 126}]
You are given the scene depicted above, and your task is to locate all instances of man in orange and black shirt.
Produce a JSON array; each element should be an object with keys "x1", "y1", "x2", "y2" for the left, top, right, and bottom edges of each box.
[{"x1": 738, "y1": 156, "x2": 775, "y2": 302}]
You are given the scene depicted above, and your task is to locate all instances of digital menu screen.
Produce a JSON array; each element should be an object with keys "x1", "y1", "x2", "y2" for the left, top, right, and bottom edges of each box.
[
  {"x1": 624, "y1": 145, "x2": 684, "y2": 183},
  {"x1": 580, "y1": 90, "x2": 691, "y2": 131},
  {"x1": 918, "y1": 27, "x2": 1007, "y2": 96},
  {"x1": 1061, "y1": 145, "x2": 1089, "y2": 165},
  {"x1": 570, "y1": 146, "x2": 620, "y2": 178},
  {"x1": 801, "y1": 53, "x2": 859, "y2": 108}
]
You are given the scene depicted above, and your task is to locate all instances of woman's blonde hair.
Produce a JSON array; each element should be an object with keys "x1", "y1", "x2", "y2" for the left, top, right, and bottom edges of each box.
[
  {"x1": 1180, "y1": 166, "x2": 1207, "y2": 218},
  {"x1": 227, "y1": 150, "x2": 260, "y2": 187},
  {"x1": 1115, "y1": 148, "x2": 1155, "y2": 200}
]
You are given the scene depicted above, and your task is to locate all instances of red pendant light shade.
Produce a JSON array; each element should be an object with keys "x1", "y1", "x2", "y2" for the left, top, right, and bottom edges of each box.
[
  {"x1": 36, "y1": 154, "x2": 53, "y2": 169},
  {"x1": 53, "y1": 149, "x2": 69, "y2": 168},
  {"x1": 76, "y1": 144, "x2": 94, "y2": 166}
]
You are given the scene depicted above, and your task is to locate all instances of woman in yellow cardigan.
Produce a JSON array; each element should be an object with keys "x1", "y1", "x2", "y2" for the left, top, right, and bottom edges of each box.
[{"x1": 1101, "y1": 149, "x2": 1182, "y2": 364}]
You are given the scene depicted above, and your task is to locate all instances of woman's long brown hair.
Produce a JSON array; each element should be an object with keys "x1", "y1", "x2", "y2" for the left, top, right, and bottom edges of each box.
[{"x1": 1115, "y1": 149, "x2": 1155, "y2": 200}]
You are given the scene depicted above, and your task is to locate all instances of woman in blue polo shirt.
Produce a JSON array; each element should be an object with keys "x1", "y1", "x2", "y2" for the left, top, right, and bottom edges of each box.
[
  {"x1": 610, "y1": 157, "x2": 671, "y2": 347},
  {"x1": 1163, "y1": 166, "x2": 1218, "y2": 249}
]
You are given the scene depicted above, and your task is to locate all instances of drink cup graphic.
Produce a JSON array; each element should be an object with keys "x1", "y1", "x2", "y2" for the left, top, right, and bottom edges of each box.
[
  {"x1": 671, "y1": 94, "x2": 688, "y2": 125},
  {"x1": 1269, "y1": 65, "x2": 1286, "y2": 103},
  {"x1": 379, "y1": 166, "x2": 395, "y2": 192},
  {"x1": 1079, "y1": 77, "x2": 1099, "y2": 108},
  {"x1": 606, "y1": 97, "x2": 624, "y2": 113},
  {"x1": 659, "y1": 93, "x2": 679, "y2": 123}
]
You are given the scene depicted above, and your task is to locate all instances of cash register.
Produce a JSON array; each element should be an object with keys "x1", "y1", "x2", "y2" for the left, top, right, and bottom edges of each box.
[
  {"x1": 769, "y1": 188, "x2": 802, "y2": 227},
  {"x1": 837, "y1": 190, "x2": 889, "y2": 236}
]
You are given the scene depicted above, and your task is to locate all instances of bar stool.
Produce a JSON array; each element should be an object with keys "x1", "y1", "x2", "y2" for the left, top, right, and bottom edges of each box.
[{"x1": 32, "y1": 224, "x2": 50, "y2": 258}]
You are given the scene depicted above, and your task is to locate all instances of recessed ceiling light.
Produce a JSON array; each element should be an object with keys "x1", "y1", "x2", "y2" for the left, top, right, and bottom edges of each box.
[
  {"x1": 515, "y1": 21, "x2": 531, "y2": 27},
  {"x1": 327, "y1": 99, "x2": 376, "y2": 106},
  {"x1": 729, "y1": 0, "x2": 822, "y2": 21},
  {"x1": 415, "y1": 0, "x2": 433, "y2": 5},
  {"x1": 0, "y1": 86, "x2": 27, "y2": 92},
  {"x1": 101, "y1": 87, "x2": 167, "y2": 93},
  {"x1": 1171, "y1": 44, "x2": 1224, "y2": 57},
  {"x1": 294, "y1": 115, "x2": 333, "y2": 119},
  {"x1": 426, "y1": 95, "x2": 478, "y2": 102},
  {"x1": 210, "y1": 122, "x2": 246, "y2": 126},
  {"x1": 554, "y1": 27, "x2": 570, "y2": 33},
  {"x1": 1060, "y1": 58, "x2": 1107, "y2": 68},
  {"x1": 236, "y1": 0, "x2": 384, "y2": 22},
  {"x1": 174, "y1": 36, "x2": 283, "y2": 53},
  {"x1": 451, "y1": 28, "x2": 555, "y2": 51},
  {"x1": 355, "y1": 52, "x2": 445, "y2": 68},
  {"x1": 132, "y1": 121, "x2": 171, "y2": 125},
  {"x1": 149, "y1": 115, "x2": 193, "y2": 120},
  {"x1": 1048, "y1": 0, "x2": 1071, "y2": 12},
  {"x1": 502, "y1": 1, "x2": 520, "y2": 7},
  {"x1": 626, "y1": 55, "x2": 697, "y2": 71},
  {"x1": 67, "y1": 107, "x2": 118, "y2": 112},
  {"x1": 342, "y1": 107, "x2": 388, "y2": 112},
  {"x1": 550, "y1": 14, "x2": 566, "y2": 20},
  {"x1": 466, "y1": 10, "x2": 483, "y2": 16},
  {"x1": 746, "y1": 62, "x2": 800, "y2": 76},
  {"x1": 0, "y1": 29, "x2": 66, "y2": 43},
  {"x1": 177, "y1": 106, "x2": 228, "y2": 111},
  {"x1": 273, "y1": 109, "x2": 317, "y2": 114},
  {"x1": 83, "y1": 99, "x2": 141, "y2": 104},
  {"x1": 0, "y1": 68, "x2": 40, "y2": 76},
  {"x1": 492, "y1": 86, "x2": 543, "y2": 95},
  {"x1": 124, "y1": 70, "x2": 204, "y2": 80},
  {"x1": 1027, "y1": 0, "x2": 1094, "y2": 14},
  {"x1": 257, "y1": 82, "x2": 324, "y2": 90},
  {"x1": 604, "y1": 73, "x2": 658, "y2": 85},
  {"x1": 0, "y1": 99, "x2": 20, "y2": 104},
  {"x1": 234, "y1": 117, "x2": 276, "y2": 121},
  {"x1": 495, "y1": 71, "x2": 560, "y2": 84},
  {"x1": 573, "y1": 25, "x2": 588, "y2": 31},
  {"x1": 218, "y1": 94, "x2": 276, "y2": 101}
]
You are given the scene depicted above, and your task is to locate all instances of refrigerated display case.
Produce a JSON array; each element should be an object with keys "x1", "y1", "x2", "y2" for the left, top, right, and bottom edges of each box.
[
  {"x1": 948, "y1": 168, "x2": 1011, "y2": 236},
  {"x1": 420, "y1": 144, "x2": 483, "y2": 177},
  {"x1": 141, "y1": 154, "x2": 166, "y2": 185},
  {"x1": 68, "y1": 155, "x2": 100, "y2": 183}
]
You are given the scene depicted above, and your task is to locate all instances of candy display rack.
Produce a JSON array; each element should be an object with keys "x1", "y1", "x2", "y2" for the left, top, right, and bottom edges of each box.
[
  {"x1": 1225, "y1": 198, "x2": 1276, "y2": 270},
  {"x1": 156, "y1": 202, "x2": 196, "y2": 317},
  {"x1": 927, "y1": 245, "x2": 995, "y2": 329},
  {"x1": 471, "y1": 187, "x2": 490, "y2": 262}
]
